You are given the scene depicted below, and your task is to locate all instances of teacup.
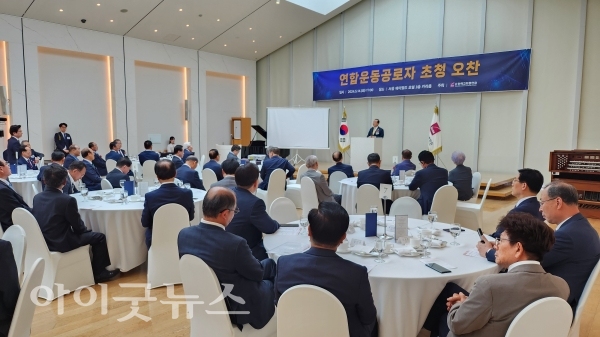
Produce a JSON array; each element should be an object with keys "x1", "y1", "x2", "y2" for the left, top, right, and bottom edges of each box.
[
  {"x1": 410, "y1": 238, "x2": 421, "y2": 249},
  {"x1": 130, "y1": 194, "x2": 141, "y2": 202},
  {"x1": 384, "y1": 243, "x2": 394, "y2": 254}
]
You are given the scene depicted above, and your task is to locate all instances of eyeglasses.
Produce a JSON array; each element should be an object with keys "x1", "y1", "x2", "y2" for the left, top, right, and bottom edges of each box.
[
  {"x1": 495, "y1": 238, "x2": 513, "y2": 246},
  {"x1": 220, "y1": 207, "x2": 240, "y2": 214},
  {"x1": 538, "y1": 197, "x2": 557, "y2": 206}
]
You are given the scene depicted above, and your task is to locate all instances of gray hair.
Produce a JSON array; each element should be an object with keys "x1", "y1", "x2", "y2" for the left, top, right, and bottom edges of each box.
[
  {"x1": 305, "y1": 155, "x2": 318, "y2": 169},
  {"x1": 185, "y1": 155, "x2": 198, "y2": 163},
  {"x1": 183, "y1": 142, "x2": 191, "y2": 148},
  {"x1": 451, "y1": 151, "x2": 466, "y2": 165},
  {"x1": 544, "y1": 180, "x2": 579, "y2": 205}
]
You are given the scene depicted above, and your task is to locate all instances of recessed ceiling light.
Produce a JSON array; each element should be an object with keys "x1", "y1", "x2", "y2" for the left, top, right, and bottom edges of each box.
[
  {"x1": 224, "y1": 44, "x2": 227, "y2": 47},
  {"x1": 255, "y1": 51, "x2": 257, "y2": 53},
  {"x1": 120, "y1": 9, "x2": 128, "y2": 13},
  {"x1": 252, "y1": 40, "x2": 255, "y2": 42},
  {"x1": 186, "y1": 24, "x2": 189, "y2": 27},
  {"x1": 217, "y1": 19, "x2": 220, "y2": 21},
  {"x1": 192, "y1": 38, "x2": 195, "y2": 40},
  {"x1": 249, "y1": 27, "x2": 252, "y2": 30},
  {"x1": 59, "y1": 9, "x2": 63, "y2": 12},
  {"x1": 110, "y1": 20, "x2": 113, "y2": 22},
  {"x1": 279, "y1": 36, "x2": 282, "y2": 38},
  {"x1": 276, "y1": 0, "x2": 280, "y2": 4},
  {"x1": 179, "y1": 9, "x2": 183, "y2": 11},
  {"x1": 154, "y1": 29, "x2": 158, "y2": 32},
  {"x1": 97, "y1": 4, "x2": 101, "y2": 6}
]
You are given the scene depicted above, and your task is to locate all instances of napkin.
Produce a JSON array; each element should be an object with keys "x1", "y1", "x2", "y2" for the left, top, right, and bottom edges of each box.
[
  {"x1": 396, "y1": 248, "x2": 417, "y2": 254},
  {"x1": 430, "y1": 239, "x2": 444, "y2": 248},
  {"x1": 463, "y1": 248, "x2": 481, "y2": 257}
]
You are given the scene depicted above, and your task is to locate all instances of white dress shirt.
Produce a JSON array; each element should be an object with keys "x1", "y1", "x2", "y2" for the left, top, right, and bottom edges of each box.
[
  {"x1": 202, "y1": 219, "x2": 225, "y2": 230},
  {"x1": 507, "y1": 260, "x2": 540, "y2": 272}
]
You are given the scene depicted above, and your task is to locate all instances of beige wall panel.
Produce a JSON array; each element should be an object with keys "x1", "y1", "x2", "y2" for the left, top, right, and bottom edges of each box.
[{"x1": 578, "y1": 0, "x2": 600, "y2": 149}]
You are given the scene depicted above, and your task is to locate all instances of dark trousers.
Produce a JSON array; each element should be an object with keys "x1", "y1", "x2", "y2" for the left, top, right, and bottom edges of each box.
[
  {"x1": 333, "y1": 194, "x2": 342, "y2": 205},
  {"x1": 251, "y1": 241, "x2": 268, "y2": 261},
  {"x1": 77, "y1": 231, "x2": 111, "y2": 275},
  {"x1": 423, "y1": 282, "x2": 470, "y2": 337}
]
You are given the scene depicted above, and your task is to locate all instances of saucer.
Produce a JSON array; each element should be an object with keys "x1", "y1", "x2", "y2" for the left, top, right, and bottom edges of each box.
[
  {"x1": 400, "y1": 251, "x2": 421, "y2": 257},
  {"x1": 337, "y1": 249, "x2": 351, "y2": 254}
]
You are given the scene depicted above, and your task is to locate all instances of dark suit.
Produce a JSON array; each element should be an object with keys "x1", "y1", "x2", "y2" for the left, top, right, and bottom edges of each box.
[
  {"x1": 203, "y1": 159, "x2": 224, "y2": 181},
  {"x1": 227, "y1": 152, "x2": 240, "y2": 162},
  {"x1": 106, "y1": 168, "x2": 129, "y2": 188},
  {"x1": 92, "y1": 153, "x2": 107, "y2": 176},
  {"x1": 0, "y1": 180, "x2": 32, "y2": 231},
  {"x1": 0, "y1": 240, "x2": 20, "y2": 337},
  {"x1": 30, "y1": 148, "x2": 44, "y2": 159},
  {"x1": 54, "y1": 132, "x2": 73, "y2": 151},
  {"x1": 141, "y1": 183, "x2": 194, "y2": 249},
  {"x1": 32, "y1": 188, "x2": 111, "y2": 275},
  {"x1": 211, "y1": 176, "x2": 237, "y2": 190},
  {"x1": 448, "y1": 164, "x2": 473, "y2": 201},
  {"x1": 105, "y1": 150, "x2": 124, "y2": 162},
  {"x1": 178, "y1": 222, "x2": 276, "y2": 329},
  {"x1": 62, "y1": 175, "x2": 79, "y2": 195},
  {"x1": 176, "y1": 165, "x2": 205, "y2": 190},
  {"x1": 63, "y1": 154, "x2": 79, "y2": 169},
  {"x1": 366, "y1": 127, "x2": 384, "y2": 138},
  {"x1": 227, "y1": 187, "x2": 280, "y2": 260},
  {"x1": 182, "y1": 149, "x2": 194, "y2": 161},
  {"x1": 6, "y1": 137, "x2": 20, "y2": 165},
  {"x1": 275, "y1": 247, "x2": 377, "y2": 337},
  {"x1": 408, "y1": 164, "x2": 448, "y2": 214},
  {"x1": 357, "y1": 165, "x2": 394, "y2": 213},
  {"x1": 258, "y1": 156, "x2": 294, "y2": 190},
  {"x1": 392, "y1": 159, "x2": 416, "y2": 176},
  {"x1": 172, "y1": 155, "x2": 184, "y2": 170},
  {"x1": 82, "y1": 160, "x2": 102, "y2": 191},
  {"x1": 138, "y1": 150, "x2": 160, "y2": 165},
  {"x1": 37, "y1": 163, "x2": 64, "y2": 190},
  {"x1": 17, "y1": 156, "x2": 38, "y2": 170},
  {"x1": 327, "y1": 162, "x2": 355, "y2": 183}
]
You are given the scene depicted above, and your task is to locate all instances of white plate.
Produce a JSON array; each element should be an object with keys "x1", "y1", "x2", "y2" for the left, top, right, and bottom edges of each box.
[
  {"x1": 352, "y1": 251, "x2": 378, "y2": 257},
  {"x1": 400, "y1": 251, "x2": 421, "y2": 257}
]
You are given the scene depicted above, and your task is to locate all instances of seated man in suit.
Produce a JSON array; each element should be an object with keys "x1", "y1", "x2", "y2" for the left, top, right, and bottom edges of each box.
[
  {"x1": 392, "y1": 149, "x2": 416, "y2": 176},
  {"x1": 299, "y1": 155, "x2": 341, "y2": 204},
  {"x1": 182, "y1": 142, "x2": 194, "y2": 161},
  {"x1": 32, "y1": 165, "x2": 120, "y2": 283},
  {"x1": 17, "y1": 145, "x2": 39, "y2": 170},
  {"x1": 203, "y1": 149, "x2": 224, "y2": 181},
  {"x1": 211, "y1": 158, "x2": 239, "y2": 189},
  {"x1": 89, "y1": 142, "x2": 107, "y2": 176},
  {"x1": 63, "y1": 161, "x2": 86, "y2": 195},
  {"x1": 63, "y1": 145, "x2": 81, "y2": 169},
  {"x1": 228, "y1": 163, "x2": 280, "y2": 260},
  {"x1": 38, "y1": 151, "x2": 65, "y2": 190},
  {"x1": 477, "y1": 168, "x2": 545, "y2": 261},
  {"x1": 81, "y1": 148, "x2": 102, "y2": 191},
  {"x1": 176, "y1": 156, "x2": 205, "y2": 190},
  {"x1": 178, "y1": 187, "x2": 276, "y2": 330},
  {"x1": 138, "y1": 140, "x2": 160, "y2": 165},
  {"x1": 327, "y1": 151, "x2": 354, "y2": 183},
  {"x1": 275, "y1": 201, "x2": 377, "y2": 337},
  {"x1": 21, "y1": 140, "x2": 44, "y2": 160},
  {"x1": 6, "y1": 125, "x2": 23, "y2": 165},
  {"x1": 366, "y1": 119, "x2": 384, "y2": 138},
  {"x1": 105, "y1": 141, "x2": 122, "y2": 162},
  {"x1": 258, "y1": 147, "x2": 294, "y2": 190},
  {"x1": 448, "y1": 151, "x2": 472, "y2": 201},
  {"x1": 54, "y1": 122, "x2": 73, "y2": 154},
  {"x1": 0, "y1": 239, "x2": 20, "y2": 337},
  {"x1": 357, "y1": 153, "x2": 393, "y2": 213},
  {"x1": 141, "y1": 159, "x2": 194, "y2": 249},
  {"x1": 106, "y1": 158, "x2": 132, "y2": 188},
  {"x1": 227, "y1": 144, "x2": 241, "y2": 163},
  {"x1": 408, "y1": 150, "x2": 448, "y2": 214},
  {"x1": 172, "y1": 145, "x2": 185, "y2": 169},
  {"x1": 113, "y1": 139, "x2": 126, "y2": 157},
  {"x1": 0, "y1": 159, "x2": 32, "y2": 231}
]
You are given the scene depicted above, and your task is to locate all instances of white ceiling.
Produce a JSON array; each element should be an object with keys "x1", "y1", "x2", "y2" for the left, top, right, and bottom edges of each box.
[{"x1": 0, "y1": 0, "x2": 362, "y2": 60}]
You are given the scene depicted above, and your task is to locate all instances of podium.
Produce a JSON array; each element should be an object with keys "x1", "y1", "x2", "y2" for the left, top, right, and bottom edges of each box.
[{"x1": 350, "y1": 137, "x2": 383, "y2": 171}]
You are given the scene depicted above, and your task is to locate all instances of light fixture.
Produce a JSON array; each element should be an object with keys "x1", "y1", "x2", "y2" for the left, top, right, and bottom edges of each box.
[
  {"x1": 154, "y1": 29, "x2": 158, "y2": 32},
  {"x1": 120, "y1": 9, "x2": 128, "y2": 13},
  {"x1": 186, "y1": 24, "x2": 190, "y2": 27},
  {"x1": 276, "y1": 0, "x2": 280, "y2": 4},
  {"x1": 110, "y1": 19, "x2": 113, "y2": 22},
  {"x1": 279, "y1": 36, "x2": 282, "y2": 38},
  {"x1": 217, "y1": 19, "x2": 220, "y2": 21},
  {"x1": 224, "y1": 44, "x2": 227, "y2": 46},
  {"x1": 249, "y1": 27, "x2": 252, "y2": 30},
  {"x1": 179, "y1": 8, "x2": 183, "y2": 11},
  {"x1": 192, "y1": 38, "x2": 195, "y2": 40},
  {"x1": 252, "y1": 40, "x2": 255, "y2": 42},
  {"x1": 59, "y1": 9, "x2": 63, "y2": 12},
  {"x1": 97, "y1": 3, "x2": 101, "y2": 6},
  {"x1": 255, "y1": 51, "x2": 257, "y2": 53}
]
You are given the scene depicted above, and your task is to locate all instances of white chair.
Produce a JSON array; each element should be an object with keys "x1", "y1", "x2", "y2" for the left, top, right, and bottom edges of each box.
[
  {"x1": 31, "y1": 183, "x2": 39, "y2": 196},
  {"x1": 569, "y1": 259, "x2": 600, "y2": 337},
  {"x1": 179, "y1": 255, "x2": 277, "y2": 337},
  {"x1": 328, "y1": 171, "x2": 347, "y2": 194},
  {"x1": 142, "y1": 160, "x2": 157, "y2": 183},
  {"x1": 296, "y1": 164, "x2": 308, "y2": 179},
  {"x1": 202, "y1": 168, "x2": 218, "y2": 189},
  {"x1": 269, "y1": 197, "x2": 298, "y2": 224},
  {"x1": 198, "y1": 155, "x2": 206, "y2": 177},
  {"x1": 468, "y1": 172, "x2": 482, "y2": 202},
  {"x1": 12, "y1": 208, "x2": 94, "y2": 300},
  {"x1": 101, "y1": 178, "x2": 113, "y2": 190},
  {"x1": 257, "y1": 169, "x2": 286, "y2": 212},
  {"x1": 147, "y1": 203, "x2": 190, "y2": 289},
  {"x1": 300, "y1": 177, "x2": 319, "y2": 218},
  {"x1": 7, "y1": 258, "x2": 45, "y2": 337},
  {"x1": 2, "y1": 225, "x2": 26, "y2": 284},
  {"x1": 505, "y1": 297, "x2": 572, "y2": 337},
  {"x1": 277, "y1": 284, "x2": 349, "y2": 337},
  {"x1": 0, "y1": 225, "x2": 3, "y2": 238},
  {"x1": 389, "y1": 197, "x2": 422, "y2": 219},
  {"x1": 455, "y1": 179, "x2": 492, "y2": 230},
  {"x1": 427, "y1": 185, "x2": 458, "y2": 224},
  {"x1": 356, "y1": 184, "x2": 383, "y2": 214},
  {"x1": 106, "y1": 159, "x2": 117, "y2": 172},
  {"x1": 405, "y1": 170, "x2": 416, "y2": 176}
]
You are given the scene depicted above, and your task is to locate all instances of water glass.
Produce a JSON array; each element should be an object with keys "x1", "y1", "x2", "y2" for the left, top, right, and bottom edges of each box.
[
  {"x1": 123, "y1": 190, "x2": 129, "y2": 204},
  {"x1": 299, "y1": 218, "x2": 309, "y2": 235},
  {"x1": 369, "y1": 205, "x2": 378, "y2": 214},
  {"x1": 427, "y1": 211, "x2": 438, "y2": 229},
  {"x1": 449, "y1": 223, "x2": 462, "y2": 246},
  {"x1": 374, "y1": 239, "x2": 385, "y2": 263},
  {"x1": 81, "y1": 186, "x2": 88, "y2": 202},
  {"x1": 420, "y1": 232, "x2": 432, "y2": 258},
  {"x1": 119, "y1": 179, "x2": 125, "y2": 189}
]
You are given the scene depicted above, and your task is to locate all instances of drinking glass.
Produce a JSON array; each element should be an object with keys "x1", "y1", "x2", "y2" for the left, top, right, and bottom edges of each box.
[
  {"x1": 420, "y1": 232, "x2": 432, "y2": 258},
  {"x1": 449, "y1": 223, "x2": 462, "y2": 246},
  {"x1": 374, "y1": 239, "x2": 385, "y2": 263},
  {"x1": 123, "y1": 190, "x2": 129, "y2": 204},
  {"x1": 119, "y1": 179, "x2": 125, "y2": 189},
  {"x1": 299, "y1": 218, "x2": 309, "y2": 235},
  {"x1": 81, "y1": 185, "x2": 88, "y2": 202},
  {"x1": 369, "y1": 205, "x2": 378, "y2": 214},
  {"x1": 427, "y1": 211, "x2": 438, "y2": 229}
]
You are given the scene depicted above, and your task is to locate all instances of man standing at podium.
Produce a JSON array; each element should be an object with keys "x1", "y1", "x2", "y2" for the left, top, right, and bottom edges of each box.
[{"x1": 366, "y1": 119, "x2": 384, "y2": 138}]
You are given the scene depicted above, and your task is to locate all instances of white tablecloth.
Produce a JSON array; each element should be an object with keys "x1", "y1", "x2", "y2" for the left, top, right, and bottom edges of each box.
[
  {"x1": 339, "y1": 177, "x2": 421, "y2": 215},
  {"x1": 9, "y1": 172, "x2": 42, "y2": 207},
  {"x1": 72, "y1": 187, "x2": 206, "y2": 272},
  {"x1": 264, "y1": 215, "x2": 499, "y2": 337}
]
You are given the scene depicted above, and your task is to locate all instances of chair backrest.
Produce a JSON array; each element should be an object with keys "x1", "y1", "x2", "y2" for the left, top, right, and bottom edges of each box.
[
  {"x1": 31, "y1": 183, "x2": 39, "y2": 196},
  {"x1": 328, "y1": 171, "x2": 347, "y2": 194},
  {"x1": 101, "y1": 178, "x2": 113, "y2": 190},
  {"x1": 297, "y1": 164, "x2": 308, "y2": 179},
  {"x1": 152, "y1": 204, "x2": 190, "y2": 246},
  {"x1": 2, "y1": 225, "x2": 26, "y2": 284},
  {"x1": 0, "y1": 225, "x2": 3, "y2": 238},
  {"x1": 277, "y1": 284, "x2": 349, "y2": 337},
  {"x1": 430, "y1": 185, "x2": 458, "y2": 223},
  {"x1": 269, "y1": 197, "x2": 298, "y2": 224},
  {"x1": 267, "y1": 169, "x2": 286, "y2": 207},
  {"x1": 179, "y1": 255, "x2": 236, "y2": 337},
  {"x1": 7, "y1": 258, "x2": 45, "y2": 337},
  {"x1": 477, "y1": 178, "x2": 492, "y2": 208},
  {"x1": 505, "y1": 297, "x2": 572, "y2": 337},
  {"x1": 356, "y1": 184, "x2": 383, "y2": 214},
  {"x1": 199, "y1": 154, "x2": 206, "y2": 169},
  {"x1": 11, "y1": 208, "x2": 52, "y2": 280},
  {"x1": 470, "y1": 172, "x2": 482, "y2": 200},
  {"x1": 389, "y1": 197, "x2": 422, "y2": 219},
  {"x1": 142, "y1": 160, "x2": 157, "y2": 183},
  {"x1": 300, "y1": 177, "x2": 319, "y2": 218},
  {"x1": 572, "y1": 259, "x2": 600, "y2": 334},
  {"x1": 106, "y1": 159, "x2": 117, "y2": 172},
  {"x1": 202, "y1": 168, "x2": 218, "y2": 189}
]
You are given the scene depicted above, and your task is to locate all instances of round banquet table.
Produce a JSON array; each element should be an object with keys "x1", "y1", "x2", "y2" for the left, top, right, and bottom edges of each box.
[
  {"x1": 71, "y1": 187, "x2": 206, "y2": 272},
  {"x1": 9, "y1": 172, "x2": 42, "y2": 207},
  {"x1": 339, "y1": 177, "x2": 421, "y2": 215},
  {"x1": 264, "y1": 215, "x2": 499, "y2": 337}
]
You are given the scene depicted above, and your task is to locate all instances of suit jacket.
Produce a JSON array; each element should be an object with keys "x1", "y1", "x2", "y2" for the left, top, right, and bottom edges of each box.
[
  {"x1": 106, "y1": 168, "x2": 129, "y2": 188},
  {"x1": 31, "y1": 148, "x2": 44, "y2": 159},
  {"x1": 408, "y1": 164, "x2": 448, "y2": 214},
  {"x1": 82, "y1": 160, "x2": 102, "y2": 191},
  {"x1": 92, "y1": 152, "x2": 107, "y2": 176},
  {"x1": 275, "y1": 247, "x2": 377, "y2": 337},
  {"x1": 0, "y1": 239, "x2": 20, "y2": 337},
  {"x1": 176, "y1": 165, "x2": 205, "y2": 190},
  {"x1": 182, "y1": 149, "x2": 194, "y2": 161},
  {"x1": 54, "y1": 132, "x2": 73, "y2": 151},
  {"x1": 258, "y1": 156, "x2": 294, "y2": 190},
  {"x1": 392, "y1": 159, "x2": 416, "y2": 176},
  {"x1": 327, "y1": 162, "x2": 354, "y2": 183},
  {"x1": 37, "y1": 163, "x2": 64, "y2": 190},
  {"x1": 178, "y1": 222, "x2": 275, "y2": 329},
  {"x1": 357, "y1": 165, "x2": 393, "y2": 189},
  {"x1": 299, "y1": 169, "x2": 336, "y2": 203},
  {"x1": 0, "y1": 180, "x2": 32, "y2": 231},
  {"x1": 366, "y1": 127, "x2": 384, "y2": 138},
  {"x1": 227, "y1": 152, "x2": 241, "y2": 162},
  {"x1": 62, "y1": 174, "x2": 79, "y2": 195},
  {"x1": 17, "y1": 156, "x2": 38, "y2": 170},
  {"x1": 447, "y1": 264, "x2": 569, "y2": 337},
  {"x1": 172, "y1": 155, "x2": 184, "y2": 169},
  {"x1": 105, "y1": 150, "x2": 124, "y2": 162},
  {"x1": 32, "y1": 188, "x2": 90, "y2": 253},
  {"x1": 141, "y1": 183, "x2": 194, "y2": 249},
  {"x1": 448, "y1": 164, "x2": 473, "y2": 201},
  {"x1": 63, "y1": 154, "x2": 79, "y2": 169},
  {"x1": 6, "y1": 137, "x2": 20, "y2": 165},
  {"x1": 138, "y1": 150, "x2": 160, "y2": 165},
  {"x1": 227, "y1": 187, "x2": 280, "y2": 260},
  {"x1": 203, "y1": 159, "x2": 223, "y2": 181},
  {"x1": 211, "y1": 176, "x2": 237, "y2": 190}
]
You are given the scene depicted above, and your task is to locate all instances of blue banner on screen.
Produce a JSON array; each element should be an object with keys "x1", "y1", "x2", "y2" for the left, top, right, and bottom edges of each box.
[{"x1": 313, "y1": 49, "x2": 531, "y2": 101}]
